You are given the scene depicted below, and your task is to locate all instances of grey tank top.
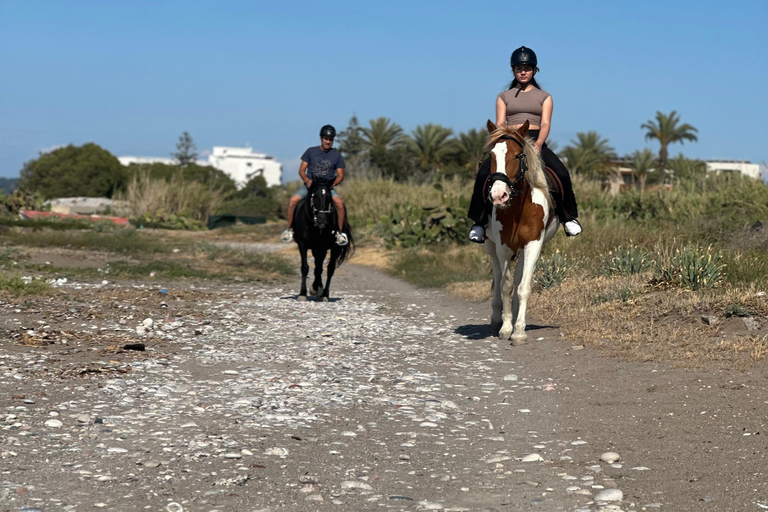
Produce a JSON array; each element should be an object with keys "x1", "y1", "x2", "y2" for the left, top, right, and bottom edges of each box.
[{"x1": 497, "y1": 87, "x2": 551, "y2": 126}]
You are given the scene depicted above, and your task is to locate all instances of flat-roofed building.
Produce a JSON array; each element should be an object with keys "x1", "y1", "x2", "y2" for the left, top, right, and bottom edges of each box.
[
  {"x1": 118, "y1": 147, "x2": 283, "y2": 189},
  {"x1": 208, "y1": 147, "x2": 282, "y2": 188},
  {"x1": 705, "y1": 160, "x2": 761, "y2": 180}
]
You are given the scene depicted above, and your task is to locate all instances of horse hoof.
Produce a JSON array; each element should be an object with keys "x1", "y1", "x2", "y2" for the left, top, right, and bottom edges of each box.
[
  {"x1": 314, "y1": 286, "x2": 324, "y2": 298},
  {"x1": 499, "y1": 328, "x2": 513, "y2": 341},
  {"x1": 297, "y1": 295, "x2": 307, "y2": 302},
  {"x1": 511, "y1": 335, "x2": 528, "y2": 346},
  {"x1": 322, "y1": 296, "x2": 329, "y2": 302}
]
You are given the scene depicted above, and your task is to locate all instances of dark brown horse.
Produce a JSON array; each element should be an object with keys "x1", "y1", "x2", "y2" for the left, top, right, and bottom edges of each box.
[{"x1": 292, "y1": 181, "x2": 354, "y2": 301}]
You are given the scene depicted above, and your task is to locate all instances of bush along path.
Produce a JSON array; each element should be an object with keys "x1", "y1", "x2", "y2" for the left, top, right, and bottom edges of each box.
[{"x1": 0, "y1": 254, "x2": 766, "y2": 511}]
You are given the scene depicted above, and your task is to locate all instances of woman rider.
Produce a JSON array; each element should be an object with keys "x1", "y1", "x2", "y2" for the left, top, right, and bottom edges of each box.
[{"x1": 468, "y1": 46, "x2": 582, "y2": 242}]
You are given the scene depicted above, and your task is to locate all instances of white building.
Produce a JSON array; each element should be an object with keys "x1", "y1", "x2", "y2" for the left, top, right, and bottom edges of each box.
[
  {"x1": 705, "y1": 160, "x2": 761, "y2": 180},
  {"x1": 208, "y1": 147, "x2": 282, "y2": 188},
  {"x1": 118, "y1": 147, "x2": 283, "y2": 188}
]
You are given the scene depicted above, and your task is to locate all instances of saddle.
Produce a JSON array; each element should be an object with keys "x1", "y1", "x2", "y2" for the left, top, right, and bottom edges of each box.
[{"x1": 483, "y1": 166, "x2": 566, "y2": 221}]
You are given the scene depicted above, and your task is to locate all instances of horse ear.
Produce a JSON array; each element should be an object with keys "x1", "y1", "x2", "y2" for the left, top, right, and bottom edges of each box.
[
  {"x1": 487, "y1": 120, "x2": 496, "y2": 134},
  {"x1": 518, "y1": 120, "x2": 530, "y2": 137}
]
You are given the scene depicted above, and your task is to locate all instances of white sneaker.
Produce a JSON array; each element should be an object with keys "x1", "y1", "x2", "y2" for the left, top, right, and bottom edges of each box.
[
  {"x1": 281, "y1": 228, "x2": 293, "y2": 243},
  {"x1": 564, "y1": 219, "x2": 582, "y2": 237},
  {"x1": 335, "y1": 232, "x2": 349, "y2": 246},
  {"x1": 468, "y1": 225, "x2": 485, "y2": 243}
]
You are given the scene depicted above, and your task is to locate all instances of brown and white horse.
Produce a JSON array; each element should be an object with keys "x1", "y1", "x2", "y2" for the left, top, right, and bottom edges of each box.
[{"x1": 484, "y1": 120, "x2": 559, "y2": 343}]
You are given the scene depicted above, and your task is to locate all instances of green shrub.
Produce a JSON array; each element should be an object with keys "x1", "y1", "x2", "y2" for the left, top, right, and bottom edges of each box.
[
  {"x1": 535, "y1": 250, "x2": 568, "y2": 289},
  {"x1": 654, "y1": 244, "x2": 725, "y2": 290},
  {"x1": 131, "y1": 213, "x2": 204, "y2": 231},
  {"x1": 379, "y1": 199, "x2": 469, "y2": 248},
  {"x1": 605, "y1": 245, "x2": 651, "y2": 275}
]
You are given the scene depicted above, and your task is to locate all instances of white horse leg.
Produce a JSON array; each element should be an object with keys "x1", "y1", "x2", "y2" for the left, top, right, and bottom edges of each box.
[
  {"x1": 484, "y1": 239, "x2": 503, "y2": 332},
  {"x1": 497, "y1": 246, "x2": 515, "y2": 341},
  {"x1": 510, "y1": 251, "x2": 525, "y2": 342},
  {"x1": 511, "y1": 239, "x2": 544, "y2": 344}
]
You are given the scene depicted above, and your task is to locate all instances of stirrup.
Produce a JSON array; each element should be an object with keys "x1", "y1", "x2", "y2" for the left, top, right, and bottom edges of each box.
[
  {"x1": 564, "y1": 219, "x2": 582, "y2": 237},
  {"x1": 468, "y1": 224, "x2": 485, "y2": 244},
  {"x1": 281, "y1": 228, "x2": 293, "y2": 243},
  {"x1": 335, "y1": 232, "x2": 348, "y2": 246}
]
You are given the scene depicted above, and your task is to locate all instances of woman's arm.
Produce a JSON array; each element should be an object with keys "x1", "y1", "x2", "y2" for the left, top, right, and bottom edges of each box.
[
  {"x1": 496, "y1": 97, "x2": 506, "y2": 126},
  {"x1": 536, "y1": 96, "x2": 553, "y2": 153}
]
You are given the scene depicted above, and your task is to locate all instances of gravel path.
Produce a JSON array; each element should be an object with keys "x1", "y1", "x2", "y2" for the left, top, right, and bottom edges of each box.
[{"x1": 2, "y1": 253, "x2": 766, "y2": 512}]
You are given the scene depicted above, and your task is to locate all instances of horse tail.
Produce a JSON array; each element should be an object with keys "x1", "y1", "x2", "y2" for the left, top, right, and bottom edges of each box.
[{"x1": 336, "y1": 206, "x2": 354, "y2": 267}]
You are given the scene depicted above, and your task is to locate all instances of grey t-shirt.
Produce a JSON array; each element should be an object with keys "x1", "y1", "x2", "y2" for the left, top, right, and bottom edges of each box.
[{"x1": 301, "y1": 146, "x2": 345, "y2": 183}]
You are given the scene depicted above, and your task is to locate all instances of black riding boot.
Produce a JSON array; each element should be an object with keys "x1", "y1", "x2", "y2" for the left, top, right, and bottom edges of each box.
[{"x1": 468, "y1": 157, "x2": 492, "y2": 226}]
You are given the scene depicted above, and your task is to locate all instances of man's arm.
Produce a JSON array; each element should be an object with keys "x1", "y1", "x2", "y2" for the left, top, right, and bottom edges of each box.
[
  {"x1": 298, "y1": 161, "x2": 310, "y2": 187},
  {"x1": 332, "y1": 167, "x2": 344, "y2": 188}
]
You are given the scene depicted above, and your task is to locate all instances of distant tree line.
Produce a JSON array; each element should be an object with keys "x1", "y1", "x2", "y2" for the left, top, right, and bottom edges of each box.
[
  {"x1": 336, "y1": 110, "x2": 701, "y2": 192},
  {"x1": 13, "y1": 133, "x2": 284, "y2": 220}
]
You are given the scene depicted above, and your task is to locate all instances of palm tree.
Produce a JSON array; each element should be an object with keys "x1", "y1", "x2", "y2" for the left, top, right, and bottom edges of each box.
[
  {"x1": 667, "y1": 153, "x2": 706, "y2": 183},
  {"x1": 629, "y1": 148, "x2": 656, "y2": 196},
  {"x1": 559, "y1": 131, "x2": 616, "y2": 178},
  {"x1": 641, "y1": 111, "x2": 698, "y2": 173},
  {"x1": 360, "y1": 117, "x2": 404, "y2": 153},
  {"x1": 453, "y1": 128, "x2": 488, "y2": 174},
  {"x1": 408, "y1": 124, "x2": 455, "y2": 171}
]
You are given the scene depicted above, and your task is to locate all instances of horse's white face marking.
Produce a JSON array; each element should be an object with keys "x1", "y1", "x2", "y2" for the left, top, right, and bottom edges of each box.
[{"x1": 490, "y1": 142, "x2": 511, "y2": 205}]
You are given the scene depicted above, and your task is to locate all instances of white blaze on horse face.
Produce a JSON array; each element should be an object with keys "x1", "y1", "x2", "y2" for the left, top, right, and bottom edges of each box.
[{"x1": 490, "y1": 142, "x2": 511, "y2": 205}]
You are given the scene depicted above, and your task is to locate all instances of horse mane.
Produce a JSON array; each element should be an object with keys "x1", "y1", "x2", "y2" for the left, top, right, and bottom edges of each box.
[{"x1": 486, "y1": 125, "x2": 551, "y2": 205}]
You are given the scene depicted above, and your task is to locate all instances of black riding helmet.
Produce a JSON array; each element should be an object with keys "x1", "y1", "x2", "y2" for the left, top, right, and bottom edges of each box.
[
  {"x1": 510, "y1": 46, "x2": 538, "y2": 70},
  {"x1": 319, "y1": 125, "x2": 336, "y2": 139}
]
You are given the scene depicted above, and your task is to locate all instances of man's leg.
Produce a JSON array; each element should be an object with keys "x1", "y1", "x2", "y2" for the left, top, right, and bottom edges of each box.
[
  {"x1": 332, "y1": 195, "x2": 345, "y2": 231},
  {"x1": 282, "y1": 191, "x2": 304, "y2": 242},
  {"x1": 287, "y1": 195, "x2": 301, "y2": 228},
  {"x1": 332, "y1": 193, "x2": 348, "y2": 246}
]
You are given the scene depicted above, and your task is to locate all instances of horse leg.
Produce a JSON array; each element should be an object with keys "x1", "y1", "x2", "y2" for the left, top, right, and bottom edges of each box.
[
  {"x1": 310, "y1": 247, "x2": 326, "y2": 299},
  {"x1": 510, "y1": 252, "x2": 526, "y2": 344},
  {"x1": 322, "y1": 248, "x2": 340, "y2": 302},
  {"x1": 511, "y1": 239, "x2": 544, "y2": 344},
  {"x1": 298, "y1": 244, "x2": 310, "y2": 301},
  {"x1": 485, "y1": 239, "x2": 503, "y2": 333},
  {"x1": 497, "y1": 249, "x2": 516, "y2": 341}
]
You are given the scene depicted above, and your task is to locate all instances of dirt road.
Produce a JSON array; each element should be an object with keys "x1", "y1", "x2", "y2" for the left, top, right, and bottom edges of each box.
[{"x1": 1, "y1": 258, "x2": 766, "y2": 512}]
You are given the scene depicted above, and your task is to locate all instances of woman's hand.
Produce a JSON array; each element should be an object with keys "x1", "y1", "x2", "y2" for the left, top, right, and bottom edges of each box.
[{"x1": 534, "y1": 141, "x2": 543, "y2": 155}]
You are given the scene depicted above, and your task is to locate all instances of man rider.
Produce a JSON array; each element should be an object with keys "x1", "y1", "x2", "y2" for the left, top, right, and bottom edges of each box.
[{"x1": 281, "y1": 125, "x2": 349, "y2": 246}]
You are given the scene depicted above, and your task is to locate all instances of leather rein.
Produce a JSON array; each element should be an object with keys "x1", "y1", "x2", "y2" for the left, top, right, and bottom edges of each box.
[{"x1": 487, "y1": 135, "x2": 529, "y2": 206}]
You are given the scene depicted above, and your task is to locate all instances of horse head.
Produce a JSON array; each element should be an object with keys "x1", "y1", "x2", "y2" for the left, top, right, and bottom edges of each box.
[
  {"x1": 308, "y1": 181, "x2": 334, "y2": 230},
  {"x1": 486, "y1": 119, "x2": 530, "y2": 209}
]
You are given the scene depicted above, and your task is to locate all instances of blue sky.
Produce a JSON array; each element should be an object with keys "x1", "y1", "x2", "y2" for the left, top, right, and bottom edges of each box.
[{"x1": 1, "y1": 0, "x2": 766, "y2": 183}]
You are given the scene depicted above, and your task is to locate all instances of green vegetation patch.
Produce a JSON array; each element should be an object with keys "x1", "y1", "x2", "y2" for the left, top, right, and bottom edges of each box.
[
  {"x1": 0, "y1": 228, "x2": 169, "y2": 255},
  {"x1": 391, "y1": 246, "x2": 487, "y2": 288},
  {"x1": 0, "y1": 275, "x2": 52, "y2": 296}
]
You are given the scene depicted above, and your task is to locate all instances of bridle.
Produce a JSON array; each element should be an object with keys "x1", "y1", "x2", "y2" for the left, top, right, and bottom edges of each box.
[
  {"x1": 310, "y1": 186, "x2": 333, "y2": 228},
  {"x1": 487, "y1": 134, "x2": 529, "y2": 206}
]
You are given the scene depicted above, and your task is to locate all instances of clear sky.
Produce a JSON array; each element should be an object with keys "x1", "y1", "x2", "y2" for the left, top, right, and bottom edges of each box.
[{"x1": 1, "y1": 0, "x2": 766, "y2": 182}]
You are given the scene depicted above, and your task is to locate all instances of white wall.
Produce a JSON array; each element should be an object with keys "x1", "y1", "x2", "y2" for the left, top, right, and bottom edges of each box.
[
  {"x1": 207, "y1": 147, "x2": 282, "y2": 188},
  {"x1": 118, "y1": 147, "x2": 283, "y2": 189},
  {"x1": 706, "y1": 161, "x2": 760, "y2": 180}
]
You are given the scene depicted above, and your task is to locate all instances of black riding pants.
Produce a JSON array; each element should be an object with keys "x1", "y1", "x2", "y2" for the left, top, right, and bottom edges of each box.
[{"x1": 467, "y1": 130, "x2": 578, "y2": 224}]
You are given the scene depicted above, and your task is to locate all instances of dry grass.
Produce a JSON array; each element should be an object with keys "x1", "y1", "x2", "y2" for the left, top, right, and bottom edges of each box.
[
  {"x1": 117, "y1": 170, "x2": 230, "y2": 223},
  {"x1": 529, "y1": 269, "x2": 768, "y2": 369}
]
